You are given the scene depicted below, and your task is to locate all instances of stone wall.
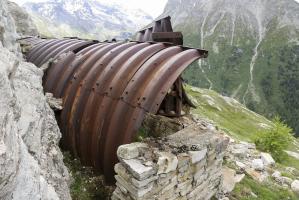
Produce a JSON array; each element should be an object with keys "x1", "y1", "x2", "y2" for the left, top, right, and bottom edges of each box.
[{"x1": 112, "y1": 122, "x2": 229, "y2": 200}]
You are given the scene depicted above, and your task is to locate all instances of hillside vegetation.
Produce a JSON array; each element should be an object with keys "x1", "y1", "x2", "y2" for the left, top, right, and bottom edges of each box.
[
  {"x1": 187, "y1": 85, "x2": 299, "y2": 199},
  {"x1": 162, "y1": 0, "x2": 299, "y2": 135},
  {"x1": 186, "y1": 85, "x2": 273, "y2": 141}
]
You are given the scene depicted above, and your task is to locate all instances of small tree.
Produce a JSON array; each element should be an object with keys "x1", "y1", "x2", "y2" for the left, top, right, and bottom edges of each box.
[{"x1": 254, "y1": 116, "x2": 293, "y2": 162}]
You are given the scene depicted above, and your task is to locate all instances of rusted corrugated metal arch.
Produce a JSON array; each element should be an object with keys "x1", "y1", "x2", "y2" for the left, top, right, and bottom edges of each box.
[
  {"x1": 17, "y1": 36, "x2": 45, "y2": 46},
  {"x1": 20, "y1": 32, "x2": 208, "y2": 183},
  {"x1": 26, "y1": 38, "x2": 98, "y2": 67}
]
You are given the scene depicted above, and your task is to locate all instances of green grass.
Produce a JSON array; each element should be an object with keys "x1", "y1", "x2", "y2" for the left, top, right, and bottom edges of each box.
[
  {"x1": 280, "y1": 155, "x2": 299, "y2": 172},
  {"x1": 185, "y1": 85, "x2": 299, "y2": 198},
  {"x1": 186, "y1": 85, "x2": 273, "y2": 141},
  {"x1": 229, "y1": 176, "x2": 298, "y2": 200},
  {"x1": 63, "y1": 152, "x2": 114, "y2": 200},
  {"x1": 186, "y1": 85, "x2": 299, "y2": 167}
]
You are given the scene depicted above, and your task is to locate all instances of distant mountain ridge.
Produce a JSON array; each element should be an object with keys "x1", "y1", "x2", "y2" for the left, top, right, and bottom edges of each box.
[
  {"x1": 160, "y1": 0, "x2": 299, "y2": 134},
  {"x1": 23, "y1": 0, "x2": 153, "y2": 40}
]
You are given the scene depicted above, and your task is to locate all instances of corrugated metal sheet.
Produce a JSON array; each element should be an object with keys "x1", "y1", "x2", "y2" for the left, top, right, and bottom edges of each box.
[
  {"x1": 26, "y1": 38, "x2": 98, "y2": 67},
  {"x1": 18, "y1": 36, "x2": 45, "y2": 46},
  {"x1": 21, "y1": 36, "x2": 208, "y2": 182}
]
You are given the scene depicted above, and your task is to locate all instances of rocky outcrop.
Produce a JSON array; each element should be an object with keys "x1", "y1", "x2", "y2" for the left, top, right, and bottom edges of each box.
[
  {"x1": 0, "y1": 0, "x2": 70, "y2": 199},
  {"x1": 225, "y1": 140, "x2": 270, "y2": 184},
  {"x1": 222, "y1": 135, "x2": 299, "y2": 198},
  {"x1": 0, "y1": 46, "x2": 71, "y2": 200},
  {"x1": 0, "y1": 0, "x2": 20, "y2": 53},
  {"x1": 7, "y1": 1, "x2": 38, "y2": 36}
]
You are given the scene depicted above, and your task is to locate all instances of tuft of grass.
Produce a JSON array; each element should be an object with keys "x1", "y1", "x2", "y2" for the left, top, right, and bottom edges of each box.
[
  {"x1": 229, "y1": 176, "x2": 298, "y2": 200},
  {"x1": 63, "y1": 152, "x2": 114, "y2": 200},
  {"x1": 280, "y1": 155, "x2": 299, "y2": 173},
  {"x1": 280, "y1": 171, "x2": 296, "y2": 180}
]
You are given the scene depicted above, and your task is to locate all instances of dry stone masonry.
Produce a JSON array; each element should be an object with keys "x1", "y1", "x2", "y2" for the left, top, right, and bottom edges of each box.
[{"x1": 112, "y1": 123, "x2": 229, "y2": 200}]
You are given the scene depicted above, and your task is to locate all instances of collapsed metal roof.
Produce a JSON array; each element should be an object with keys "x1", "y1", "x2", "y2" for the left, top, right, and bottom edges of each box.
[{"x1": 20, "y1": 16, "x2": 208, "y2": 183}]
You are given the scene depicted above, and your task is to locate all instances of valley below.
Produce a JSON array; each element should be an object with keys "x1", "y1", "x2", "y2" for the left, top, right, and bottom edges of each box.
[{"x1": 161, "y1": 0, "x2": 299, "y2": 136}]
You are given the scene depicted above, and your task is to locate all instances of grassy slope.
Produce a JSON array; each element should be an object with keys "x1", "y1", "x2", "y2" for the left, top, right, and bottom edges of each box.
[
  {"x1": 229, "y1": 176, "x2": 297, "y2": 200},
  {"x1": 186, "y1": 85, "x2": 299, "y2": 199},
  {"x1": 186, "y1": 84, "x2": 299, "y2": 152},
  {"x1": 186, "y1": 85, "x2": 273, "y2": 141}
]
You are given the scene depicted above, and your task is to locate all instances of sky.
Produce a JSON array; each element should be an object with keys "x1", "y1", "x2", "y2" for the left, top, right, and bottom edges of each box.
[
  {"x1": 10, "y1": 0, "x2": 299, "y2": 18},
  {"x1": 10, "y1": 0, "x2": 168, "y2": 18}
]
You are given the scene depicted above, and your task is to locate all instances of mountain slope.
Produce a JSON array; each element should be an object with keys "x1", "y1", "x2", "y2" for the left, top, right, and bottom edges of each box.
[
  {"x1": 187, "y1": 85, "x2": 299, "y2": 199},
  {"x1": 23, "y1": 0, "x2": 153, "y2": 40},
  {"x1": 161, "y1": 0, "x2": 299, "y2": 134},
  {"x1": 186, "y1": 85, "x2": 273, "y2": 141}
]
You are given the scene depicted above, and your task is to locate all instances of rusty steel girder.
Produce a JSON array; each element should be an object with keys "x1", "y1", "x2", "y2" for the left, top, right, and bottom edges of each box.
[
  {"x1": 136, "y1": 16, "x2": 183, "y2": 45},
  {"x1": 20, "y1": 17, "x2": 208, "y2": 183}
]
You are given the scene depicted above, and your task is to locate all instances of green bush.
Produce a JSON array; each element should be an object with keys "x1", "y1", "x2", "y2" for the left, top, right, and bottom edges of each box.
[{"x1": 254, "y1": 116, "x2": 293, "y2": 162}]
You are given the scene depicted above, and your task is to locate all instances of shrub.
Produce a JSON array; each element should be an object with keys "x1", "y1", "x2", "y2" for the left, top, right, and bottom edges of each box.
[{"x1": 254, "y1": 116, "x2": 293, "y2": 162}]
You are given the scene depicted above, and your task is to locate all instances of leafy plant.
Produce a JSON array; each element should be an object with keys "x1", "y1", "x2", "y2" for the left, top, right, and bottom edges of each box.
[{"x1": 254, "y1": 116, "x2": 293, "y2": 162}]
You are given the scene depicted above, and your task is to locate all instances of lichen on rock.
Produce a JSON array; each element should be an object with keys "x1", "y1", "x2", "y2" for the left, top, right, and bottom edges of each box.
[
  {"x1": 7, "y1": 1, "x2": 38, "y2": 37},
  {"x1": 0, "y1": 0, "x2": 20, "y2": 53},
  {"x1": 0, "y1": 46, "x2": 71, "y2": 200},
  {"x1": 0, "y1": 1, "x2": 70, "y2": 199}
]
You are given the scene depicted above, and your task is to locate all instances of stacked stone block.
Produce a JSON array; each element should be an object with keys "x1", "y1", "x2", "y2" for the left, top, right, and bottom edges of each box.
[{"x1": 112, "y1": 123, "x2": 229, "y2": 200}]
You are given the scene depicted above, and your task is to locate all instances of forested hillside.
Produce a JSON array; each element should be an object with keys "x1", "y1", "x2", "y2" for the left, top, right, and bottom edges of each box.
[{"x1": 161, "y1": 0, "x2": 299, "y2": 134}]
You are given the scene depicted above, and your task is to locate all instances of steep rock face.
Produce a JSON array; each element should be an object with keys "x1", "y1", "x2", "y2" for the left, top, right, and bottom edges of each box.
[
  {"x1": 0, "y1": 0, "x2": 71, "y2": 199},
  {"x1": 7, "y1": 1, "x2": 38, "y2": 36},
  {"x1": 0, "y1": 45, "x2": 71, "y2": 200},
  {"x1": 23, "y1": 0, "x2": 153, "y2": 40},
  {"x1": 161, "y1": 0, "x2": 299, "y2": 134},
  {"x1": 0, "y1": 0, "x2": 20, "y2": 53}
]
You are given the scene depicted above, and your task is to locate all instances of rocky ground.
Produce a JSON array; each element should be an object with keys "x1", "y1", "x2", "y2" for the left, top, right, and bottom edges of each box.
[
  {"x1": 220, "y1": 136, "x2": 299, "y2": 199},
  {"x1": 186, "y1": 86, "x2": 299, "y2": 199}
]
